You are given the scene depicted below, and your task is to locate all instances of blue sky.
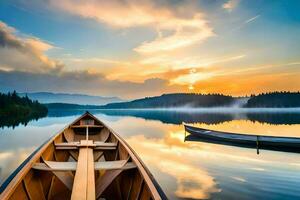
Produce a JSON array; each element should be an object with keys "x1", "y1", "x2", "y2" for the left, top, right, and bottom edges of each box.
[{"x1": 0, "y1": 0, "x2": 299, "y2": 99}]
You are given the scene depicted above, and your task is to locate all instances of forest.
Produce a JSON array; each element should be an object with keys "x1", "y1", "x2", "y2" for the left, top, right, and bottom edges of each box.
[
  {"x1": 0, "y1": 91, "x2": 48, "y2": 127},
  {"x1": 245, "y1": 92, "x2": 300, "y2": 108},
  {"x1": 100, "y1": 93, "x2": 236, "y2": 108}
]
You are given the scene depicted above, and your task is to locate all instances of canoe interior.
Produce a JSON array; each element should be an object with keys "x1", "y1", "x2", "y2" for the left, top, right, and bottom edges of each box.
[
  {"x1": 184, "y1": 124, "x2": 300, "y2": 153},
  {"x1": 0, "y1": 112, "x2": 166, "y2": 200}
]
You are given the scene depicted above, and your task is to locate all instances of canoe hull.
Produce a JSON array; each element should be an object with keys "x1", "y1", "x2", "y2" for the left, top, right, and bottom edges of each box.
[
  {"x1": 184, "y1": 124, "x2": 300, "y2": 153},
  {"x1": 0, "y1": 112, "x2": 167, "y2": 200}
]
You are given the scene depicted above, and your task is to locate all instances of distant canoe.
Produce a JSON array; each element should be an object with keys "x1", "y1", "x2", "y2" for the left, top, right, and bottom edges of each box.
[
  {"x1": 184, "y1": 123, "x2": 300, "y2": 153},
  {"x1": 0, "y1": 112, "x2": 167, "y2": 200}
]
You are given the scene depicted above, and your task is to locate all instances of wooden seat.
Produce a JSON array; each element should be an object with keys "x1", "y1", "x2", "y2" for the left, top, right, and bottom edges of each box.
[
  {"x1": 33, "y1": 161, "x2": 77, "y2": 171},
  {"x1": 70, "y1": 125, "x2": 103, "y2": 128},
  {"x1": 32, "y1": 161, "x2": 136, "y2": 171},
  {"x1": 55, "y1": 141, "x2": 117, "y2": 150},
  {"x1": 55, "y1": 142, "x2": 80, "y2": 147}
]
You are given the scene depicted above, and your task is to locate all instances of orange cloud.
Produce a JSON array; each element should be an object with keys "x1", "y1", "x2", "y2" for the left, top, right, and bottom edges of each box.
[
  {"x1": 49, "y1": 0, "x2": 214, "y2": 53},
  {"x1": 0, "y1": 21, "x2": 62, "y2": 73}
]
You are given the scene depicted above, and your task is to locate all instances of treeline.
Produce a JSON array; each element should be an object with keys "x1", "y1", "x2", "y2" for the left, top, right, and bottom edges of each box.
[
  {"x1": 0, "y1": 91, "x2": 48, "y2": 127},
  {"x1": 245, "y1": 92, "x2": 300, "y2": 108},
  {"x1": 100, "y1": 93, "x2": 236, "y2": 108},
  {"x1": 45, "y1": 91, "x2": 300, "y2": 109}
]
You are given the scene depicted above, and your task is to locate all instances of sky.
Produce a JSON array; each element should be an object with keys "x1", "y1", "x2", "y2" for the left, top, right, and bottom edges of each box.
[{"x1": 0, "y1": 0, "x2": 299, "y2": 99}]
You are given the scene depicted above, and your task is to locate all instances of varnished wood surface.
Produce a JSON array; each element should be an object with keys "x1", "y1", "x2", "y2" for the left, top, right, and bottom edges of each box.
[
  {"x1": 0, "y1": 112, "x2": 167, "y2": 200},
  {"x1": 71, "y1": 142, "x2": 95, "y2": 200}
]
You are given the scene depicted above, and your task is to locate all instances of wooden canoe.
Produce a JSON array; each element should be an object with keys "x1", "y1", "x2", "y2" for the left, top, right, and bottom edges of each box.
[
  {"x1": 184, "y1": 123, "x2": 300, "y2": 153},
  {"x1": 0, "y1": 112, "x2": 167, "y2": 200}
]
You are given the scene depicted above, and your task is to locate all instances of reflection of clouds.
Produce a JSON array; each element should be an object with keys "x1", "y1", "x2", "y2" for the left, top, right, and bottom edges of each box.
[
  {"x1": 0, "y1": 148, "x2": 35, "y2": 184},
  {"x1": 231, "y1": 176, "x2": 246, "y2": 183},
  {"x1": 109, "y1": 117, "x2": 300, "y2": 168},
  {"x1": 249, "y1": 167, "x2": 265, "y2": 171},
  {"x1": 160, "y1": 159, "x2": 221, "y2": 199},
  {"x1": 1, "y1": 114, "x2": 300, "y2": 199},
  {"x1": 126, "y1": 134, "x2": 220, "y2": 199},
  {"x1": 0, "y1": 152, "x2": 13, "y2": 161}
]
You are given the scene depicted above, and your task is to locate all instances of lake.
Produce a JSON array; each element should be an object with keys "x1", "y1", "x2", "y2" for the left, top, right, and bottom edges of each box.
[{"x1": 1, "y1": 109, "x2": 300, "y2": 199}]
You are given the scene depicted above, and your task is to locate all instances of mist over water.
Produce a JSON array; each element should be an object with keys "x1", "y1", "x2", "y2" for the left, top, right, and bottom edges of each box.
[{"x1": 107, "y1": 107, "x2": 300, "y2": 113}]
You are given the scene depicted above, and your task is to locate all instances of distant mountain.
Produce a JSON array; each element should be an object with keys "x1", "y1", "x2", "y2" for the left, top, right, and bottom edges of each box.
[
  {"x1": 18, "y1": 92, "x2": 124, "y2": 105},
  {"x1": 99, "y1": 93, "x2": 237, "y2": 108},
  {"x1": 43, "y1": 92, "x2": 300, "y2": 109}
]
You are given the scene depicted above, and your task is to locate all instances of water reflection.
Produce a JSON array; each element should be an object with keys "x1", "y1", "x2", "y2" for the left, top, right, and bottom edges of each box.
[
  {"x1": 103, "y1": 116, "x2": 300, "y2": 199},
  {"x1": 48, "y1": 109, "x2": 300, "y2": 125},
  {"x1": 0, "y1": 111, "x2": 300, "y2": 199},
  {"x1": 0, "y1": 112, "x2": 47, "y2": 128}
]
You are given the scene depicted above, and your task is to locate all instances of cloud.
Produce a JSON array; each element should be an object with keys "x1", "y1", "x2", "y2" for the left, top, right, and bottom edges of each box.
[
  {"x1": 223, "y1": 0, "x2": 239, "y2": 12},
  {"x1": 0, "y1": 70, "x2": 185, "y2": 99},
  {"x1": 0, "y1": 21, "x2": 62, "y2": 73},
  {"x1": 140, "y1": 54, "x2": 245, "y2": 70},
  {"x1": 134, "y1": 14, "x2": 214, "y2": 53},
  {"x1": 189, "y1": 63, "x2": 300, "y2": 95},
  {"x1": 245, "y1": 15, "x2": 260, "y2": 24},
  {"x1": 47, "y1": 0, "x2": 214, "y2": 53}
]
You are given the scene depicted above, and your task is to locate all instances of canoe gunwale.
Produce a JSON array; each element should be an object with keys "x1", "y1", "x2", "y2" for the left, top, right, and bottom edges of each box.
[
  {"x1": 0, "y1": 113, "x2": 92, "y2": 199},
  {"x1": 100, "y1": 121, "x2": 168, "y2": 200},
  {"x1": 0, "y1": 113, "x2": 168, "y2": 200},
  {"x1": 0, "y1": 127, "x2": 68, "y2": 198},
  {"x1": 184, "y1": 124, "x2": 300, "y2": 152},
  {"x1": 184, "y1": 124, "x2": 300, "y2": 141}
]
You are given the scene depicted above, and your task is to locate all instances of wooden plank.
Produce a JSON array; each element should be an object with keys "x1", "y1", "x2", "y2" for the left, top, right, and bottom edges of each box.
[
  {"x1": 47, "y1": 176, "x2": 55, "y2": 200},
  {"x1": 8, "y1": 182, "x2": 29, "y2": 200},
  {"x1": 55, "y1": 142, "x2": 79, "y2": 147},
  {"x1": 94, "y1": 146, "x2": 117, "y2": 150},
  {"x1": 129, "y1": 172, "x2": 144, "y2": 200},
  {"x1": 68, "y1": 150, "x2": 79, "y2": 161},
  {"x1": 94, "y1": 142, "x2": 118, "y2": 147},
  {"x1": 100, "y1": 128, "x2": 110, "y2": 142},
  {"x1": 71, "y1": 148, "x2": 88, "y2": 200},
  {"x1": 95, "y1": 161, "x2": 136, "y2": 170},
  {"x1": 71, "y1": 144, "x2": 95, "y2": 200},
  {"x1": 56, "y1": 146, "x2": 78, "y2": 150},
  {"x1": 70, "y1": 125, "x2": 103, "y2": 128},
  {"x1": 32, "y1": 161, "x2": 136, "y2": 171},
  {"x1": 87, "y1": 147, "x2": 95, "y2": 200},
  {"x1": 95, "y1": 170, "x2": 123, "y2": 199},
  {"x1": 56, "y1": 146, "x2": 116, "y2": 150},
  {"x1": 94, "y1": 151, "x2": 104, "y2": 161},
  {"x1": 55, "y1": 142, "x2": 117, "y2": 149},
  {"x1": 80, "y1": 140, "x2": 94, "y2": 147},
  {"x1": 140, "y1": 183, "x2": 151, "y2": 200},
  {"x1": 33, "y1": 162, "x2": 77, "y2": 171},
  {"x1": 50, "y1": 172, "x2": 73, "y2": 191},
  {"x1": 23, "y1": 170, "x2": 46, "y2": 200}
]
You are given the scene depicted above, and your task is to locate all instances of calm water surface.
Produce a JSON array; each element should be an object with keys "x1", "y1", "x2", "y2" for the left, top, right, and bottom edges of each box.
[{"x1": 1, "y1": 109, "x2": 300, "y2": 199}]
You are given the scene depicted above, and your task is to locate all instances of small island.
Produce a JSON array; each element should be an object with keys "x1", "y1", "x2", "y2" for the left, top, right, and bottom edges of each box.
[{"x1": 0, "y1": 91, "x2": 48, "y2": 128}]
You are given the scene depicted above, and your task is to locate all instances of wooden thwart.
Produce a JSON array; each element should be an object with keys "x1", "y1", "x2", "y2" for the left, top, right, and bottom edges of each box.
[
  {"x1": 70, "y1": 125, "x2": 103, "y2": 128},
  {"x1": 32, "y1": 161, "x2": 136, "y2": 171},
  {"x1": 55, "y1": 141, "x2": 117, "y2": 150},
  {"x1": 0, "y1": 112, "x2": 166, "y2": 200}
]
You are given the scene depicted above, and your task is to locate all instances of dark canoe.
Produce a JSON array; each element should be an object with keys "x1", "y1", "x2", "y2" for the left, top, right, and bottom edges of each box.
[
  {"x1": 0, "y1": 112, "x2": 167, "y2": 200},
  {"x1": 184, "y1": 123, "x2": 300, "y2": 153}
]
